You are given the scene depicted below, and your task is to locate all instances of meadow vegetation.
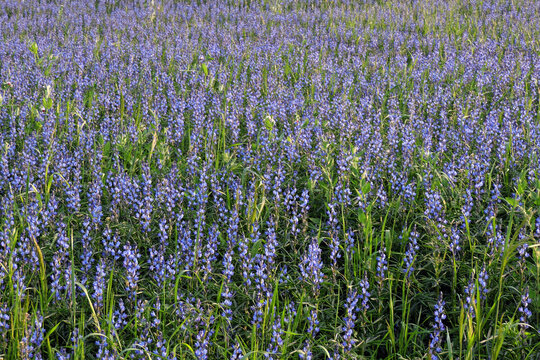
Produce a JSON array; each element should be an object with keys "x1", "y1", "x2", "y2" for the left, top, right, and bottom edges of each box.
[{"x1": 0, "y1": 0, "x2": 539, "y2": 359}]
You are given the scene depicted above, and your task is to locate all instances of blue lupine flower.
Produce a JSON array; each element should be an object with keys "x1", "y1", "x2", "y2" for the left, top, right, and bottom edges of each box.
[
  {"x1": 359, "y1": 273, "x2": 370, "y2": 311},
  {"x1": 20, "y1": 313, "x2": 45, "y2": 360},
  {"x1": 123, "y1": 242, "x2": 141, "y2": 300},
  {"x1": 429, "y1": 293, "x2": 446, "y2": 360},
  {"x1": 376, "y1": 246, "x2": 388, "y2": 287},
  {"x1": 463, "y1": 275, "x2": 476, "y2": 318},
  {"x1": 327, "y1": 201, "x2": 341, "y2": 273},
  {"x1": 266, "y1": 315, "x2": 284, "y2": 358},
  {"x1": 195, "y1": 329, "x2": 210, "y2": 360},
  {"x1": 518, "y1": 287, "x2": 532, "y2": 337},
  {"x1": 0, "y1": 303, "x2": 9, "y2": 336},
  {"x1": 93, "y1": 258, "x2": 107, "y2": 313},
  {"x1": 300, "y1": 238, "x2": 324, "y2": 296},
  {"x1": 478, "y1": 266, "x2": 489, "y2": 300},
  {"x1": 230, "y1": 342, "x2": 244, "y2": 360},
  {"x1": 449, "y1": 226, "x2": 461, "y2": 256},
  {"x1": 342, "y1": 288, "x2": 360, "y2": 352},
  {"x1": 403, "y1": 229, "x2": 420, "y2": 279}
]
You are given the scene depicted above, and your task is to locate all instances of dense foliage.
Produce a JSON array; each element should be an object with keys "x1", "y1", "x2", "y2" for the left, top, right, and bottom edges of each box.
[{"x1": 0, "y1": 0, "x2": 539, "y2": 359}]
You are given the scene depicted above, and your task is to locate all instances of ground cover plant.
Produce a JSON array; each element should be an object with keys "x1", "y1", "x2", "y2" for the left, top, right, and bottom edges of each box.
[{"x1": 0, "y1": 0, "x2": 539, "y2": 358}]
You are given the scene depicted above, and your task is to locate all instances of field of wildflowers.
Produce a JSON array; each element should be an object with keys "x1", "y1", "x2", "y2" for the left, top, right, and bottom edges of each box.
[{"x1": 0, "y1": 0, "x2": 539, "y2": 359}]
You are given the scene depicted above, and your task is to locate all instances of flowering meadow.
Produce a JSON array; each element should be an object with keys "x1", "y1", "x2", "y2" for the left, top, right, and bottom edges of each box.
[{"x1": 0, "y1": 0, "x2": 539, "y2": 359}]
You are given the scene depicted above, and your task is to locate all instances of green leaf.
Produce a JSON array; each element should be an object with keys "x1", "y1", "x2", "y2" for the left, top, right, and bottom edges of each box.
[
  {"x1": 29, "y1": 41, "x2": 38, "y2": 56},
  {"x1": 504, "y1": 197, "x2": 518, "y2": 208},
  {"x1": 264, "y1": 116, "x2": 274, "y2": 131},
  {"x1": 201, "y1": 63, "x2": 208, "y2": 77},
  {"x1": 361, "y1": 180, "x2": 371, "y2": 195},
  {"x1": 358, "y1": 210, "x2": 367, "y2": 225},
  {"x1": 250, "y1": 239, "x2": 262, "y2": 257},
  {"x1": 43, "y1": 97, "x2": 53, "y2": 110}
]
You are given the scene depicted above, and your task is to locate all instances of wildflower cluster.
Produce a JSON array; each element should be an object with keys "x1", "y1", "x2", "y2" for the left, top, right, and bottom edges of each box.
[{"x1": 0, "y1": 0, "x2": 537, "y2": 358}]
